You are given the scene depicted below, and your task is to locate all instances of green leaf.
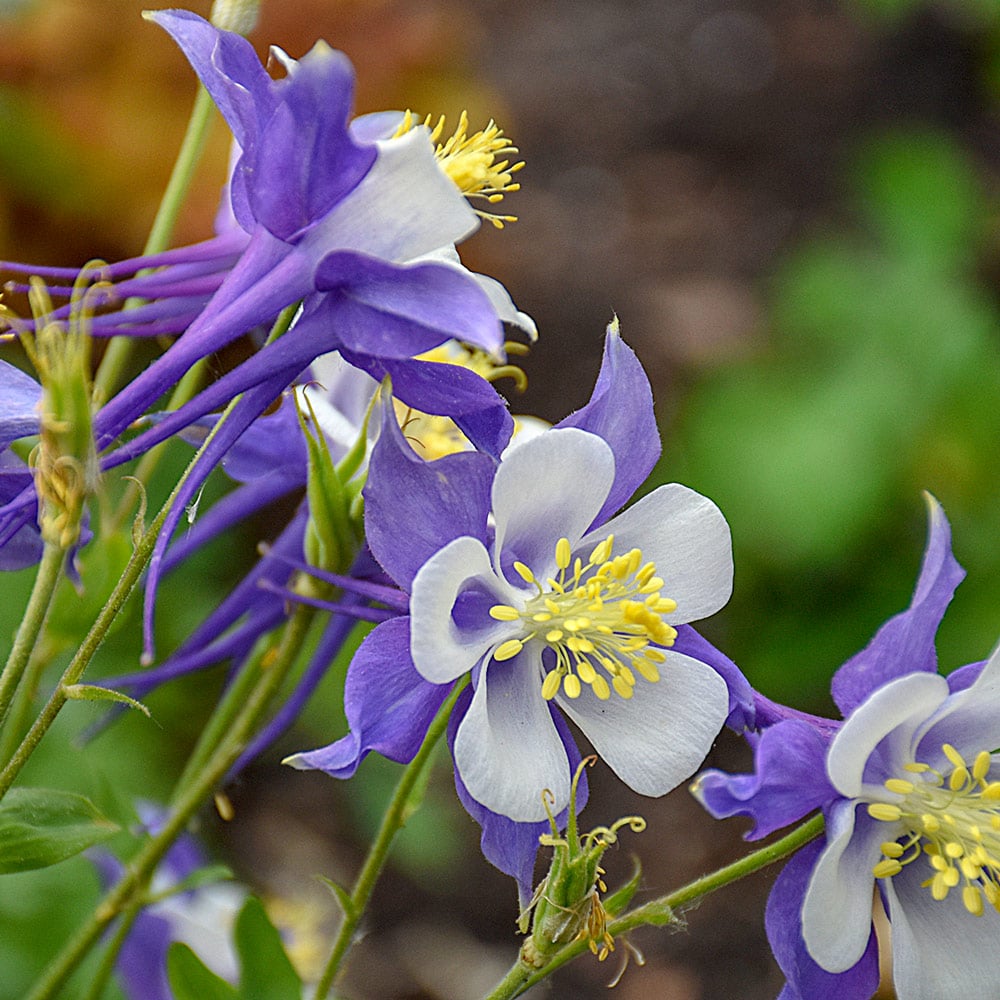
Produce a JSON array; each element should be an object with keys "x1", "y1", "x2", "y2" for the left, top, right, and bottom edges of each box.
[
  {"x1": 234, "y1": 896, "x2": 302, "y2": 1000},
  {"x1": 167, "y1": 943, "x2": 239, "y2": 1000},
  {"x1": 62, "y1": 684, "x2": 151, "y2": 717},
  {"x1": 317, "y1": 874, "x2": 356, "y2": 921},
  {"x1": 0, "y1": 787, "x2": 118, "y2": 873},
  {"x1": 603, "y1": 857, "x2": 643, "y2": 918}
]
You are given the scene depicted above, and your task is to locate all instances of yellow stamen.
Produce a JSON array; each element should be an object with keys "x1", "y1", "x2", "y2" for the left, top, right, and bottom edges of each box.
[{"x1": 393, "y1": 109, "x2": 523, "y2": 228}]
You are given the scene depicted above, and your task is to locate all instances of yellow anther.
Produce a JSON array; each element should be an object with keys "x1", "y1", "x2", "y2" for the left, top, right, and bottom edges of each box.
[
  {"x1": 873, "y1": 859, "x2": 902, "y2": 879},
  {"x1": 612, "y1": 676, "x2": 634, "y2": 700},
  {"x1": 885, "y1": 779, "x2": 915, "y2": 795},
  {"x1": 942, "y1": 744, "x2": 966, "y2": 769},
  {"x1": 589, "y1": 536, "x2": 613, "y2": 565},
  {"x1": 592, "y1": 676, "x2": 611, "y2": 700},
  {"x1": 944, "y1": 841, "x2": 964, "y2": 859},
  {"x1": 563, "y1": 674, "x2": 582, "y2": 699},
  {"x1": 490, "y1": 605, "x2": 520, "y2": 621},
  {"x1": 881, "y1": 841, "x2": 905, "y2": 858},
  {"x1": 541, "y1": 671, "x2": 561, "y2": 701},
  {"x1": 555, "y1": 537, "x2": 572, "y2": 570},
  {"x1": 974, "y1": 751, "x2": 992, "y2": 783},
  {"x1": 514, "y1": 562, "x2": 535, "y2": 584},
  {"x1": 868, "y1": 803, "x2": 903, "y2": 822},
  {"x1": 950, "y1": 767, "x2": 971, "y2": 792},
  {"x1": 494, "y1": 639, "x2": 524, "y2": 661},
  {"x1": 964, "y1": 885, "x2": 985, "y2": 916}
]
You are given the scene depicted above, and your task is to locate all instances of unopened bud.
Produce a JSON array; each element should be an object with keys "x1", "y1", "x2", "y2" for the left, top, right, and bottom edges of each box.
[{"x1": 210, "y1": 0, "x2": 260, "y2": 36}]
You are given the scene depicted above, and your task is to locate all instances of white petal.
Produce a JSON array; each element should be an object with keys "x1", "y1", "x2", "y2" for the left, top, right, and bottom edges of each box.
[
  {"x1": 801, "y1": 799, "x2": 884, "y2": 972},
  {"x1": 557, "y1": 650, "x2": 728, "y2": 796},
  {"x1": 306, "y1": 127, "x2": 478, "y2": 263},
  {"x1": 410, "y1": 536, "x2": 518, "y2": 684},
  {"x1": 886, "y1": 861, "x2": 1000, "y2": 1000},
  {"x1": 917, "y1": 642, "x2": 1000, "y2": 760},
  {"x1": 827, "y1": 672, "x2": 949, "y2": 798},
  {"x1": 584, "y1": 483, "x2": 732, "y2": 625},
  {"x1": 454, "y1": 648, "x2": 570, "y2": 821},
  {"x1": 492, "y1": 428, "x2": 614, "y2": 580}
]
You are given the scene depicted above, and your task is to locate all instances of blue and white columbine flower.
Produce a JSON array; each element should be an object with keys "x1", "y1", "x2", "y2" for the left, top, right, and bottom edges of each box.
[
  {"x1": 290, "y1": 326, "x2": 746, "y2": 833},
  {"x1": 694, "y1": 496, "x2": 1000, "y2": 1000}
]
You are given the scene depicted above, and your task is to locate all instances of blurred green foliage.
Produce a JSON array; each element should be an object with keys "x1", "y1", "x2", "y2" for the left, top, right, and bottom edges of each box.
[{"x1": 668, "y1": 128, "x2": 1000, "y2": 709}]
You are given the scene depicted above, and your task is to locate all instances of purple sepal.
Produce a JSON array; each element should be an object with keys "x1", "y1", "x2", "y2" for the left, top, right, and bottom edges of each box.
[
  {"x1": 765, "y1": 841, "x2": 880, "y2": 1000},
  {"x1": 0, "y1": 361, "x2": 41, "y2": 446},
  {"x1": 147, "y1": 11, "x2": 273, "y2": 155},
  {"x1": 363, "y1": 405, "x2": 494, "y2": 589},
  {"x1": 446, "y1": 686, "x2": 589, "y2": 904},
  {"x1": 831, "y1": 497, "x2": 964, "y2": 715},
  {"x1": 693, "y1": 720, "x2": 835, "y2": 840},
  {"x1": 348, "y1": 351, "x2": 513, "y2": 459},
  {"x1": 315, "y1": 251, "x2": 504, "y2": 358},
  {"x1": 673, "y1": 625, "x2": 755, "y2": 731},
  {"x1": 288, "y1": 616, "x2": 449, "y2": 778},
  {"x1": 94, "y1": 227, "x2": 311, "y2": 449},
  {"x1": 555, "y1": 325, "x2": 659, "y2": 527},
  {"x1": 946, "y1": 659, "x2": 986, "y2": 693},
  {"x1": 0, "y1": 453, "x2": 42, "y2": 570},
  {"x1": 116, "y1": 910, "x2": 175, "y2": 1000}
]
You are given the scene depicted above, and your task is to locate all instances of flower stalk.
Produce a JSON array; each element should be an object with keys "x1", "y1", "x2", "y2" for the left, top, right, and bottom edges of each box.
[{"x1": 484, "y1": 811, "x2": 826, "y2": 1000}]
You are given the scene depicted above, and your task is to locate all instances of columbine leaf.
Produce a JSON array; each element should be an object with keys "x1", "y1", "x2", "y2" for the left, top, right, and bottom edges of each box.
[
  {"x1": 0, "y1": 787, "x2": 118, "y2": 873},
  {"x1": 167, "y1": 943, "x2": 239, "y2": 1000},
  {"x1": 62, "y1": 683, "x2": 151, "y2": 717},
  {"x1": 234, "y1": 896, "x2": 302, "y2": 1000}
]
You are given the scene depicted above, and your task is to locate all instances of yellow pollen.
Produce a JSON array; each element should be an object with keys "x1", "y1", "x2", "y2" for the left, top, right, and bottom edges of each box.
[
  {"x1": 392, "y1": 109, "x2": 523, "y2": 228},
  {"x1": 869, "y1": 743, "x2": 1000, "y2": 917},
  {"x1": 489, "y1": 533, "x2": 677, "y2": 704}
]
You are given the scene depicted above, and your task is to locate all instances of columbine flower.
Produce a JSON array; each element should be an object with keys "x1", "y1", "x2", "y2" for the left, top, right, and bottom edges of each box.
[
  {"x1": 692, "y1": 495, "x2": 1000, "y2": 1000},
  {"x1": 289, "y1": 325, "x2": 748, "y2": 882},
  {"x1": 92, "y1": 804, "x2": 246, "y2": 1000},
  {"x1": 3, "y1": 10, "x2": 533, "y2": 465}
]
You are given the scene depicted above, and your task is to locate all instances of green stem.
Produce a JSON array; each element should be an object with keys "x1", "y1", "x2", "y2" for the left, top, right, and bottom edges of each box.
[
  {"x1": 312, "y1": 677, "x2": 470, "y2": 1000},
  {"x1": 0, "y1": 543, "x2": 65, "y2": 729},
  {"x1": 483, "y1": 811, "x2": 826, "y2": 1000},
  {"x1": 25, "y1": 604, "x2": 316, "y2": 1000},
  {"x1": 0, "y1": 499, "x2": 168, "y2": 801},
  {"x1": 79, "y1": 901, "x2": 142, "y2": 1000},
  {"x1": 93, "y1": 85, "x2": 217, "y2": 405}
]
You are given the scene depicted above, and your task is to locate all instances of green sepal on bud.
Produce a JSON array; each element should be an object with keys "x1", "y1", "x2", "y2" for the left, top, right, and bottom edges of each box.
[
  {"x1": 295, "y1": 389, "x2": 366, "y2": 591},
  {"x1": 14, "y1": 274, "x2": 102, "y2": 550},
  {"x1": 518, "y1": 757, "x2": 646, "y2": 970}
]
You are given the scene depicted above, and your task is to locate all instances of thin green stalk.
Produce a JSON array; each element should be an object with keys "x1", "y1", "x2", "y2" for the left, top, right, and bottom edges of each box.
[
  {"x1": 0, "y1": 498, "x2": 169, "y2": 801},
  {"x1": 93, "y1": 85, "x2": 217, "y2": 404},
  {"x1": 25, "y1": 603, "x2": 315, "y2": 1000},
  {"x1": 483, "y1": 811, "x2": 826, "y2": 1000},
  {"x1": 0, "y1": 543, "x2": 65, "y2": 728},
  {"x1": 79, "y1": 900, "x2": 142, "y2": 1000},
  {"x1": 0, "y1": 374, "x2": 253, "y2": 801},
  {"x1": 312, "y1": 677, "x2": 470, "y2": 1000}
]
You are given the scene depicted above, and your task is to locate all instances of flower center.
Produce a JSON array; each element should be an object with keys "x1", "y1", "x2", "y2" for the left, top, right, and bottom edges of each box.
[
  {"x1": 868, "y1": 743, "x2": 1000, "y2": 916},
  {"x1": 488, "y1": 534, "x2": 678, "y2": 702},
  {"x1": 393, "y1": 110, "x2": 523, "y2": 228}
]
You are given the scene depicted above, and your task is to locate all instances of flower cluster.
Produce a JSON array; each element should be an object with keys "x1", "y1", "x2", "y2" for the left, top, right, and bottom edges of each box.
[{"x1": 2, "y1": 8, "x2": 998, "y2": 1000}]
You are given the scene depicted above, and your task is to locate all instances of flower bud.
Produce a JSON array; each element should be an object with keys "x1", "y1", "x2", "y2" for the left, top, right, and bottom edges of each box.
[
  {"x1": 20, "y1": 276, "x2": 101, "y2": 549},
  {"x1": 519, "y1": 757, "x2": 645, "y2": 969}
]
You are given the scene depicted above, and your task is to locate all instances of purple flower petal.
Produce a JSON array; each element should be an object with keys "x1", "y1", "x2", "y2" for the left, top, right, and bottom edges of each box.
[
  {"x1": 285, "y1": 616, "x2": 450, "y2": 778},
  {"x1": 556, "y1": 323, "x2": 659, "y2": 526},
  {"x1": 363, "y1": 406, "x2": 493, "y2": 589},
  {"x1": 692, "y1": 719, "x2": 835, "y2": 840},
  {"x1": 673, "y1": 625, "x2": 755, "y2": 731},
  {"x1": 0, "y1": 361, "x2": 41, "y2": 446},
  {"x1": 831, "y1": 496, "x2": 964, "y2": 715},
  {"x1": 765, "y1": 841, "x2": 880, "y2": 1000}
]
